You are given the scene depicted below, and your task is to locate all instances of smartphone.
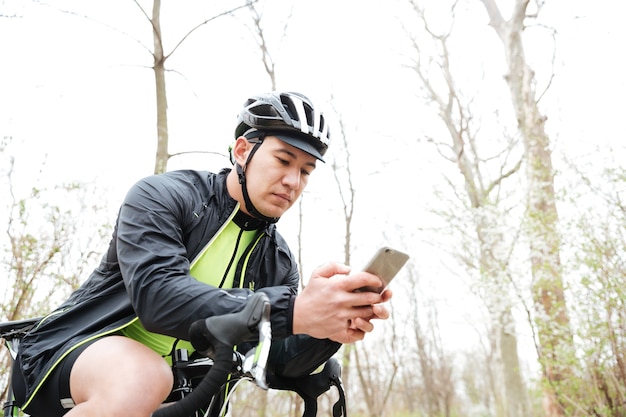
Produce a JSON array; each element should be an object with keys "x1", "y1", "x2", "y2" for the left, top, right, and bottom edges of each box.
[{"x1": 355, "y1": 247, "x2": 410, "y2": 293}]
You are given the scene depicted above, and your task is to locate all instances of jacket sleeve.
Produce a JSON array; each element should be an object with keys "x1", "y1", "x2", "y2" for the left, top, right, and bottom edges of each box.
[
  {"x1": 116, "y1": 173, "x2": 296, "y2": 340},
  {"x1": 267, "y1": 335, "x2": 342, "y2": 379}
]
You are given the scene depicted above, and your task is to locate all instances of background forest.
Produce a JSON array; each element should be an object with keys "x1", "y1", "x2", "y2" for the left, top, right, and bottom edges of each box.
[{"x1": 1, "y1": 1, "x2": 625, "y2": 416}]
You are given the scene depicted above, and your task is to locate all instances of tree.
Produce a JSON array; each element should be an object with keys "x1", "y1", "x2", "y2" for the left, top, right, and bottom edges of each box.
[
  {"x1": 242, "y1": 1, "x2": 293, "y2": 92},
  {"x1": 403, "y1": 1, "x2": 529, "y2": 415},
  {"x1": 326, "y1": 105, "x2": 358, "y2": 391},
  {"x1": 477, "y1": 1, "x2": 573, "y2": 415},
  {"x1": 131, "y1": 0, "x2": 256, "y2": 174},
  {"x1": 402, "y1": 265, "x2": 456, "y2": 417}
]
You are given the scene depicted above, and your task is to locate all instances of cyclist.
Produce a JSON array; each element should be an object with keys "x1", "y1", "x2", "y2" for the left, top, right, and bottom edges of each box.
[{"x1": 11, "y1": 91, "x2": 392, "y2": 417}]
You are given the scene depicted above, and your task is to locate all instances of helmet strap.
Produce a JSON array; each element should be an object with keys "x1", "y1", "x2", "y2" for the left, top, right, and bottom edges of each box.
[{"x1": 235, "y1": 134, "x2": 280, "y2": 224}]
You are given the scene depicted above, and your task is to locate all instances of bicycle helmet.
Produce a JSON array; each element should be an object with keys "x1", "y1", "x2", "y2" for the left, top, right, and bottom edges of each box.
[
  {"x1": 235, "y1": 91, "x2": 331, "y2": 162},
  {"x1": 231, "y1": 92, "x2": 331, "y2": 224}
]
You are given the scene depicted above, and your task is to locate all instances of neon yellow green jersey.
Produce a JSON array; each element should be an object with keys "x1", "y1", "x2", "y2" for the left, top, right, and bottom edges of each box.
[{"x1": 121, "y1": 208, "x2": 263, "y2": 361}]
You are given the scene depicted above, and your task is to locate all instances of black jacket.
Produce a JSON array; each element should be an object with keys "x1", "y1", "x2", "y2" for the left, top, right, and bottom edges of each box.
[{"x1": 17, "y1": 169, "x2": 340, "y2": 404}]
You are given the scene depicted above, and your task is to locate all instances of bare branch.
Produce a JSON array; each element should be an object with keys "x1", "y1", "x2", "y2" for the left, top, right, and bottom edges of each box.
[
  {"x1": 166, "y1": 1, "x2": 259, "y2": 60},
  {"x1": 167, "y1": 150, "x2": 228, "y2": 160}
]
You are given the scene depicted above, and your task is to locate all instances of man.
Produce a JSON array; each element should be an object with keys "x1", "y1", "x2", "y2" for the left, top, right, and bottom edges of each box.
[{"x1": 12, "y1": 91, "x2": 391, "y2": 417}]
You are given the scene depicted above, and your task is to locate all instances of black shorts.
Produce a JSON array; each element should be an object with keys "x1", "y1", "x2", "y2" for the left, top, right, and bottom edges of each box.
[{"x1": 12, "y1": 340, "x2": 97, "y2": 417}]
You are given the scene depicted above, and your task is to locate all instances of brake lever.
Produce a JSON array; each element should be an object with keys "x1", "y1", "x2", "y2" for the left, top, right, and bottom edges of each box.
[{"x1": 242, "y1": 299, "x2": 271, "y2": 389}]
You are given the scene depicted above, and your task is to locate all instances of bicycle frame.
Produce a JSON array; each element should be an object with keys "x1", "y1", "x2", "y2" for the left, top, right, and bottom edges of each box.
[{"x1": 0, "y1": 317, "x2": 42, "y2": 417}]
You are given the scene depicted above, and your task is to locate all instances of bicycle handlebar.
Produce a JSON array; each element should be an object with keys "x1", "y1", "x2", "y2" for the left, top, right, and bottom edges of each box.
[
  {"x1": 188, "y1": 292, "x2": 270, "y2": 357},
  {"x1": 153, "y1": 292, "x2": 271, "y2": 417}
]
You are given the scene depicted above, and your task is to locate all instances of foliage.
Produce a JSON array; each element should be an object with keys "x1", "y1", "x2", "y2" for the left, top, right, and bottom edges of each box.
[
  {"x1": 0, "y1": 137, "x2": 112, "y2": 404},
  {"x1": 559, "y1": 158, "x2": 626, "y2": 416}
]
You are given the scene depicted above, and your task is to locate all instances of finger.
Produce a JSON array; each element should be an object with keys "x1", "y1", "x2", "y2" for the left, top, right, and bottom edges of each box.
[
  {"x1": 380, "y1": 288, "x2": 393, "y2": 302},
  {"x1": 342, "y1": 271, "x2": 385, "y2": 293},
  {"x1": 348, "y1": 328, "x2": 366, "y2": 342},
  {"x1": 313, "y1": 262, "x2": 351, "y2": 279},
  {"x1": 329, "y1": 328, "x2": 365, "y2": 344},
  {"x1": 348, "y1": 291, "x2": 386, "y2": 310},
  {"x1": 351, "y1": 305, "x2": 375, "y2": 318},
  {"x1": 372, "y1": 304, "x2": 390, "y2": 320},
  {"x1": 353, "y1": 317, "x2": 374, "y2": 333}
]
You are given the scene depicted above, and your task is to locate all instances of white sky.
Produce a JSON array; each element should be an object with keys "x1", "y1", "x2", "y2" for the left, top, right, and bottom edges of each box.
[{"x1": 1, "y1": 0, "x2": 625, "y2": 358}]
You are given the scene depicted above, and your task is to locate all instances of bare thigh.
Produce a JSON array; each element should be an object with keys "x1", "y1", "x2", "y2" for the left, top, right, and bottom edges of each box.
[{"x1": 67, "y1": 336, "x2": 173, "y2": 417}]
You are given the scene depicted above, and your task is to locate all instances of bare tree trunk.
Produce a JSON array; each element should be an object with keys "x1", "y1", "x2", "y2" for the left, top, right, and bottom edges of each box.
[
  {"x1": 498, "y1": 310, "x2": 529, "y2": 417},
  {"x1": 330, "y1": 114, "x2": 356, "y2": 392},
  {"x1": 133, "y1": 1, "x2": 255, "y2": 174},
  {"x1": 478, "y1": 1, "x2": 573, "y2": 415},
  {"x1": 151, "y1": 0, "x2": 169, "y2": 175}
]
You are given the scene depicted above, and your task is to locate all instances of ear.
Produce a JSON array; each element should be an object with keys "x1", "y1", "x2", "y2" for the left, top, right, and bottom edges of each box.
[{"x1": 231, "y1": 137, "x2": 251, "y2": 166}]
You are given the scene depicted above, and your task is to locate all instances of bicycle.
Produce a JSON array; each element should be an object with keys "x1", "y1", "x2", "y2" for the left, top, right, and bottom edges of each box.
[{"x1": 0, "y1": 293, "x2": 347, "y2": 417}]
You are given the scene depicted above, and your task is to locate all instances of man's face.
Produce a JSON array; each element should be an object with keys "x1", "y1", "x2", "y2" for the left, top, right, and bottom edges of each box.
[{"x1": 243, "y1": 136, "x2": 318, "y2": 219}]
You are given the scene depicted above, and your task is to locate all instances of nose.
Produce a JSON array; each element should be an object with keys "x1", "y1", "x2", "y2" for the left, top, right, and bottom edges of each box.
[{"x1": 282, "y1": 167, "x2": 301, "y2": 189}]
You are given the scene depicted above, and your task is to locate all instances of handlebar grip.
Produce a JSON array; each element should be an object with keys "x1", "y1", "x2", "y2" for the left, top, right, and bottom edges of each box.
[
  {"x1": 189, "y1": 292, "x2": 270, "y2": 357},
  {"x1": 153, "y1": 292, "x2": 271, "y2": 417}
]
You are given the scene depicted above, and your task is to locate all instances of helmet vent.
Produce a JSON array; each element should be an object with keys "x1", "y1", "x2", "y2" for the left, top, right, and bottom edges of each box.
[{"x1": 234, "y1": 91, "x2": 331, "y2": 159}]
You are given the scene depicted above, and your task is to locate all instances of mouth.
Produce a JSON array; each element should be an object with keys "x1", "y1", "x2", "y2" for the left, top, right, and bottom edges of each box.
[{"x1": 273, "y1": 193, "x2": 292, "y2": 203}]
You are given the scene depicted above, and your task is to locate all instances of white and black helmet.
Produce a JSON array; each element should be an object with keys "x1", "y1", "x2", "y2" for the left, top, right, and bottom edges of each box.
[{"x1": 235, "y1": 91, "x2": 331, "y2": 162}]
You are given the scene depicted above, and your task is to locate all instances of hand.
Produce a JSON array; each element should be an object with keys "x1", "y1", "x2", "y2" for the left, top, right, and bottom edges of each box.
[
  {"x1": 292, "y1": 262, "x2": 393, "y2": 344},
  {"x1": 334, "y1": 289, "x2": 392, "y2": 343}
]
